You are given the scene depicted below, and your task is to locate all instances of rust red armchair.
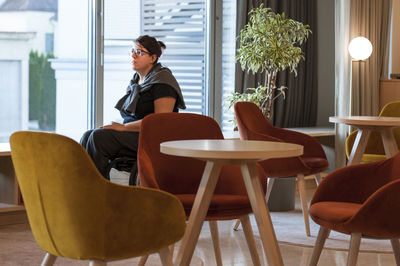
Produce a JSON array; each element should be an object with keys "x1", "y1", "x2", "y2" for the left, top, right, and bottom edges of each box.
[
  {"x1": 137, "y1": 112, "x2": 264, "y2": 265},
  {"x1": 233, "y1": 101, "x2": 329, "y2": 236},
  {"x1": 308, "y1": 152, "x2": 400, "y2": 266}
]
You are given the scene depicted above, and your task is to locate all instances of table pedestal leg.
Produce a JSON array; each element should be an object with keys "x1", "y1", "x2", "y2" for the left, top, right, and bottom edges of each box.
[
  {"x1": 348, "y1": 129, "x2": 371, "y2": 165},
  {"x1": 381, "y1": 128, "x2": 399, "y2": 157},
  {"x1": 175, "y1": 161, "x2": 223, "y2": 266},
  {"x1": 240, "y1": 162, "x2": 284, "y2": 266}
]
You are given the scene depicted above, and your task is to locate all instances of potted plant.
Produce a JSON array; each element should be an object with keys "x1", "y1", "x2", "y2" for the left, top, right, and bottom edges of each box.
[{"x1": 226, "y1": 4, "x2": 312, "y2": 121}]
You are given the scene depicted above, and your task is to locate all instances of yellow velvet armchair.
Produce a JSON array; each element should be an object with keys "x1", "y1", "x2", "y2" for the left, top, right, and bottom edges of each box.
[
  {"x1": 10, "y1": 131, "x2": 186, "y2": 266},
  {"x1": 346, "y1": 101, "x2": 400, "y2": 163}
]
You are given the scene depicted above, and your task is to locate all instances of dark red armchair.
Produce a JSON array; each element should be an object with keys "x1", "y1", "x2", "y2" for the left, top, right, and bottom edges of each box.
[
  {"x1": 233, "y1": 101, "x2": 329, "y2": 236},
  {"x1": 137, "y1": 112, "x2": 264, "y2": 265},
  {"x1": 308, "y1": 152, "x2": 400, "y2": 266}
]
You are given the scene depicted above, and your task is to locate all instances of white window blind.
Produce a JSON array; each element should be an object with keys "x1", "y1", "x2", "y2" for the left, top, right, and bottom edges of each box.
[{"x1": 141, "y1": 0, "x2": 207, "y2": 114}]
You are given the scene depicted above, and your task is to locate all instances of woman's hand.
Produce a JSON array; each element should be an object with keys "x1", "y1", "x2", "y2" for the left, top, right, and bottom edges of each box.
[
  {"x1": 100, "y1": 121, "x2": 127, "y2": 131},
  {"x1": 100, "y1": 96, "x2": 176, "y2": 132}
]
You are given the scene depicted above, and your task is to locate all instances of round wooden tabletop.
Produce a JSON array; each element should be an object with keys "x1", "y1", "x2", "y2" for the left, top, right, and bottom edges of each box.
[
  {"x1": 160, "y1": 139, "x2": 303, "y2": 160},
  {"x1": 329, "y1": 116, "x2": 400, "y2": 127}
]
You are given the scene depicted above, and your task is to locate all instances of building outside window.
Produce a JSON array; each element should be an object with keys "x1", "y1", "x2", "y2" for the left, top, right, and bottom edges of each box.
[
  {"x1": 45, "y1": 33, "x2": 54, "y2": 54},
  {"x1": 0, "y1": 0, "x2": 64, "y2": 142}
]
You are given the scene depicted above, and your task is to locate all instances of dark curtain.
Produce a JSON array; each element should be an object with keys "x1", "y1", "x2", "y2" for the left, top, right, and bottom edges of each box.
[{"x1": 235, "y1": 0, "x2": 318, "y2": 127}]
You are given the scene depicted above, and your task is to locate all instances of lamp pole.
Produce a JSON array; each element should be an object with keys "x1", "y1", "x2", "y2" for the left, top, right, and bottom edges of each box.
[
  {"x1": 357, "y1": 59, "x2": 363, "y2": 115},
  {"x1": 348, "y1": 37, "x2": 373, "y2": 116}
]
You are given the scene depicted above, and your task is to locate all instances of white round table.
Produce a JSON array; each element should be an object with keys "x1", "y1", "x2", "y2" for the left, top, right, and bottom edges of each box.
[{"x1": 160, "y1": 139, "x2": 303, "y2": 266}]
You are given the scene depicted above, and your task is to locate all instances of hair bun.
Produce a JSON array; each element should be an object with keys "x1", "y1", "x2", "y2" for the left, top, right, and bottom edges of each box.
[
  {"x1": 158, "y1": 40, "x2": 166, "y2": 50},
  {"x1": 135, "y1": 35, "x2": 165, "y2": 63}
]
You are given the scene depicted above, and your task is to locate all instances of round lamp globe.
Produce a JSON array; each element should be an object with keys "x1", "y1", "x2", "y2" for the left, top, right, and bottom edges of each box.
[{"x1": 348, "y1": 37, "x2": 373, "y2": 61}]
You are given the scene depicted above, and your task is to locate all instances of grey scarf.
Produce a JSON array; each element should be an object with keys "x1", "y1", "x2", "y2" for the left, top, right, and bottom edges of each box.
[{"x1": 115, "y1": 63, "x2": 186, "y2": 113}]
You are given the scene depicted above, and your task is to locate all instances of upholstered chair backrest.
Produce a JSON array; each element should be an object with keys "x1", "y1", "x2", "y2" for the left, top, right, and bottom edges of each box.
[
  {"x1": 380, "y1": 101, "x2": 400, "y2": 149},
  {"x1": 364, "y1": 152, "x2": 400, "y2": 191},
  {"x1": 310, "y1": 151, "x2": 400, "y2": 239},
  {"x1": 138, "y1": 113, "x2": 248, "y2": 196},
  {"x1": 379, "y1": 101, "x2": 400, "y2": 116},
  {"x1": 10, "y1": 131, "x2": 186, "y2": 261},
  {"x1": 234, "y1": 101, "x2": 274, "y2": 140},
  {"x1": 10, "y1": 132, "x2": 106, "y2": 258}
]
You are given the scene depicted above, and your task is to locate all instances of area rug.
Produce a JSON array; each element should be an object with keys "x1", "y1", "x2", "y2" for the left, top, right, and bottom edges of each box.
[
  {"x1": 110, "y1": 171, "x2": 393, "y2": 254},
  {"x1": 0, "y1": 216, "x2": 394, "y2": 265},
  {"x1": 256, "y1": 209, "x2": 394, "y2": 254}
]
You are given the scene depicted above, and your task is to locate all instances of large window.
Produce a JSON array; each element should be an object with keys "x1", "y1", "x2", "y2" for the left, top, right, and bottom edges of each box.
[
  {"x1": 221, "y1": 0, "x2": 236, "y2": 130},
  {"x1": 142, "y1": 0, "x2": 208, "y2": 115},
  {"x1": 0, "y1": 0, "x2": 236, "y2": 143},
  {"x1": 102, "y1": 0, "x2": 141, "y2": 125},
  {"x1": 0, "y1": 0, "x2": 89, "y2": 142},
  {"x1": 103, "y1": 0, "x2": 209, "y2": 125},
  {"x1": 0, "y1": 60, "x2": 22, "y2": 141},
  {"x1": 102, "y1": 0, "x2": 236, "y2": 130}
]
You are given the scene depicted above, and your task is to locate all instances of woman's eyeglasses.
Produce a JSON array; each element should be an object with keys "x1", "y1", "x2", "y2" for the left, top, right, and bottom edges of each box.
[{"x1": 129, "y1": 48, "x2": 151, "y2": 56}]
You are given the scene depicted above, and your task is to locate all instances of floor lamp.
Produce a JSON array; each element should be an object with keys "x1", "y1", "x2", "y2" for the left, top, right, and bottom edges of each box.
[{"x1": 348, "y1": 36, "x2": 373, "y2": 116}]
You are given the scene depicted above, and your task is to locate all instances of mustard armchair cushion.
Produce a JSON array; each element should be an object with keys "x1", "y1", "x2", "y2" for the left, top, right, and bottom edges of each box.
[{"x1": 10, "y1": 131, "x2": 186, "y2": 261}]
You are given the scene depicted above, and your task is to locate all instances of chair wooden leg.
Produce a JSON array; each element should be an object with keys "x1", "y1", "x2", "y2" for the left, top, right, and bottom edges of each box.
[
  {"x1": 297, "y1": 174, "x2": 311, "y2": 236},
  {"x1": 233, "y1": 177, "x2": 275, "y2": 231},
  {"x1": 138, "y1": 255, "x2": 149, "y2": 266},
  {"x1": 308, "y1": 226, "x2": 330, "y2": 266},
  {"x1": 128, "y1": 161, "x2": 138, "y2": 186},
  {"x1": 89, "y1": 260, "x2": 106, "y2": 266},
  {"x1": 390, "y1": 238, "x2": 400, "y2": 265},
  {"x1": 233, "y1": 178, "x2": 275, "y2": 231},
  {"x1": 233, "y1": 219, "x2": 241, "y2": 231},
  {"x1": 265, "y1": 177, "x2": 275, "y2": 202},
  {"x1": 159, "y1": 246, "x2": 174, "y2": 266},
  {"x1": 41, "y1": 253, "x2": 57, "y2": 266},
  {"x1": 240, "y1": 215, "x2": 261, "y2": 266},
  {"x1": 209, "y1": 221, "x2": 223, "y2": 266},
  {"x1": 347, "y1": 233, "x2": 361, "y2": 266},
  {"x1": 314, "y1": 173, "x2": 322, "y2": 186},
  {"x1": 169, "y1": 244, "x2": 175, "y2": 257}
]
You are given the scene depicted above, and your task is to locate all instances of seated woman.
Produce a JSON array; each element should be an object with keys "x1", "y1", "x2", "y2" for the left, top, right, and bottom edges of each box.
[{"x1": 80, "y1": 35, "x2": 185, "y2": 178}]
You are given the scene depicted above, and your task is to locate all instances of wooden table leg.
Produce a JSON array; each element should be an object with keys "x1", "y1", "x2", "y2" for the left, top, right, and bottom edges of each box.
[
  {"x1": 380, "y1": 128, "x2": 399, "y2": 158},
  {"x1": 240, "y1": 162, "x2": 284, "y2": 266},
  {"x1": 348, "y1": 129, "x2": 371, "y2": 165},
  {"x1": 175, "y1": 160, "x2": 223, "y2": 266}
]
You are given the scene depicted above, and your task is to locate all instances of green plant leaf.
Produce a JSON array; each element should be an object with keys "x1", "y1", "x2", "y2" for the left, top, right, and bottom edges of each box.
[{"x1": 225, "y1": 4, "x2": 311, "y2": 125}]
